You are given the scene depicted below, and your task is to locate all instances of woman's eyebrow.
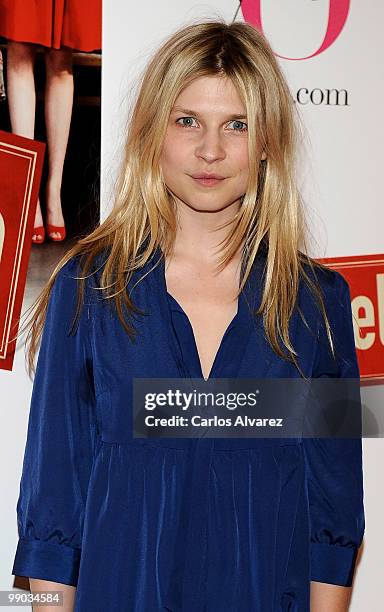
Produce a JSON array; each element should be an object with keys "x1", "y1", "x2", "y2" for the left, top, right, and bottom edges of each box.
[{"x1": 171, "y1": 106, "x2": 247, "y2": 120}]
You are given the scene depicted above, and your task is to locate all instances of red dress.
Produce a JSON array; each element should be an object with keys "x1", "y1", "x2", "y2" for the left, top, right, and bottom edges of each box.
[{"x1": 0, "y1": 0, "x2": 101, "y2": 52}]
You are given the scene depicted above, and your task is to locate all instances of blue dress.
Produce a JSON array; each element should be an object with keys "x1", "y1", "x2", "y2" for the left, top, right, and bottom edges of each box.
[{"x1": 12, "y1": 247, "x2": 365, "y2": 611}]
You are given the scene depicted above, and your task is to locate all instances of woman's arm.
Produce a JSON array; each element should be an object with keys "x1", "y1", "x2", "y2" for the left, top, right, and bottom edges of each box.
[
  {"x1": 29, "y1": 579, "x2": 76, "y2": 612},
  {"x1": 310, "y1": 581, "x2": 351, "y2": 611},
  {"x1": 303, "y1": 272, "x2": 365, "y2": 602},
  {"x1": 11, "y1": 258, "x2": 96, "y2": 591}
]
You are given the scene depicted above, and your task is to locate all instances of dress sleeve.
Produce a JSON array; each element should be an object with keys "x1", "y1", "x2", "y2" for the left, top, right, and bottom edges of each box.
[
  {"x1": 303, "y1": 271, "x2": 365, "y2": 586},
  {"x1": 12, "y1": 257, "x2": 97, "y2": 587}
]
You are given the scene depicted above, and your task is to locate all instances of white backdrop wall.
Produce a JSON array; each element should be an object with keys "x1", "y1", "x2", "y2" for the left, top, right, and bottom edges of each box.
[{"x1": 101, "y1": 1, "x2": 384, "y2": 609}]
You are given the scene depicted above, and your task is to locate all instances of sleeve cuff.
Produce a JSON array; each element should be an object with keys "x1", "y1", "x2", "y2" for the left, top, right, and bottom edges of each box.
[
  {"x1": 310, "y1": 542, "x2": 358, "y2": 587},
  {"x1": 12, "y1": 538, "x2": 81, "y2": 587}
]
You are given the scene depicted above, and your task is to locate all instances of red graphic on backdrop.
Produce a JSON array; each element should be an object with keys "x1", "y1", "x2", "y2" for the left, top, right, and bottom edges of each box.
[
  {"x1": 0, "y1": 130, "x2": 45, "y2": 371},
  {"x1": 241, "y1": 0, "x2": 350, "y2": 60},
  {"x1": 319, "y1": 254, "x2": 384, "y2": 385}
]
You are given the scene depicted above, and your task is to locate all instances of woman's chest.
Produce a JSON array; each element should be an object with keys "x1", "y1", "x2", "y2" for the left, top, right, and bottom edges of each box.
[
  {"x1": 88, "y1": 291, "x2": 318, "y2": 446},
  {"x1": 165, "y1": 260, "x2": 241, "y2": 381}
]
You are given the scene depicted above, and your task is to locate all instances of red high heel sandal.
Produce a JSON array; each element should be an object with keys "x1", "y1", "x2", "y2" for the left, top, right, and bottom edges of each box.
[
  {"x1": 32, "y1": 226, "x2": 45, "y2": 244},
  {"x1": 46, "y1": 224, "x2": 66, "y2": 242}
]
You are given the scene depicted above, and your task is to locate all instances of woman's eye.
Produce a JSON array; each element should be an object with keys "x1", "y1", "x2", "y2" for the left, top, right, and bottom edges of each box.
[
  {"x1": 229, "y1": 120, "x2": 248, "y2": 132},
  {"x1": 176, "y1": 117, "x2": 198, "y2": 128}
]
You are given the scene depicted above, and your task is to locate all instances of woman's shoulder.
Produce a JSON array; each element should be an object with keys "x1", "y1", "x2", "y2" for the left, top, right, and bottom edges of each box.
[
  {"x1": 257, "y1": 245, "x2": 349, "y2": 298},
  {"x1": 300, "y1": 257, "x2": 350, "y2": 300},
  {"x1": 53, "y1": 251, "x2": 108, "y2": 291},
  {"x1": 298, "y1": 258, "x2": 352, "y2": 330},
  {"x1": 45, "y1": 254, "x2": 110, "y2": 326},
  {"x1": 54, "y1": 254, "x2": 83, "y2": 279}
]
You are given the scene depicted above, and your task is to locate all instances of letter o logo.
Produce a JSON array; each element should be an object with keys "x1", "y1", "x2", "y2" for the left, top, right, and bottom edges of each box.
[{"x1": 241, "y1": 0, "x2": 350, "y2": 60}]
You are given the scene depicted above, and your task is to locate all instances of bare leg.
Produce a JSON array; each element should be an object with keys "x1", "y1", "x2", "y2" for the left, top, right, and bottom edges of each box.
[
  {"x1": 44, "y1": 47, "x2": 74, "y2": 239},
  {"x1": 6, "y1": 41, "x2": 43, "y2": 239}
]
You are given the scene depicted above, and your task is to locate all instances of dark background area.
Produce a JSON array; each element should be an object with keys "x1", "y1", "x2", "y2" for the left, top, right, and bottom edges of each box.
[{"x1": 0, "y1": 44, "x2": 101, "y2": 240}]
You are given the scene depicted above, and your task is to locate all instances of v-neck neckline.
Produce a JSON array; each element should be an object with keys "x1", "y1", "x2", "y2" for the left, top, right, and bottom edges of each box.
[
  {"x1": 166, "y1": 289, "x2": 241, "y2": 381},
  {"x1": 153, "y1": 247, "x2": 257, "y2": 381}
]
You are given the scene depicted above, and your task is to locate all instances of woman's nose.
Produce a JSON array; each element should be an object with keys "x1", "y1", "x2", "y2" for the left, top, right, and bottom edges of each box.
[{"x1": 195, "y1": 129, "x2": 226, "y2": 162}]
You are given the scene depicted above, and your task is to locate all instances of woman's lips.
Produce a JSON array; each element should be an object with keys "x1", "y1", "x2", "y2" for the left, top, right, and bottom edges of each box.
[{"x1": 190, "y1": 176, "x2": 226, "y2": 187}]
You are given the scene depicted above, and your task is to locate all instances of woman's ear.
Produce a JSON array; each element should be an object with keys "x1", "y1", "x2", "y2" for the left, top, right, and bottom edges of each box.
[{"x1": 261, "y1": 150, "x2": 267, "y2": 161}]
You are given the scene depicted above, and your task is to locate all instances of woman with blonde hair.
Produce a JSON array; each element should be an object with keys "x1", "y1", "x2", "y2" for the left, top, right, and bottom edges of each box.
[{"x1": 11, "y1": 19, "x2": 364, "y2": 611}]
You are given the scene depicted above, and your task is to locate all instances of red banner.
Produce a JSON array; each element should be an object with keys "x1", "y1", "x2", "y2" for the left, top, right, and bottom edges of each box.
[
  {"x1": 0, "y1": 130, "x2": 45, "y2": 371},
  {"x1": 319, "y1": 254, "x2": 384, "y2": 385}
]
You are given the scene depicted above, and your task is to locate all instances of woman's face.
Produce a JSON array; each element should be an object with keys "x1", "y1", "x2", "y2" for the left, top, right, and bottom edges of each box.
[{"x1": 160, "y1": 75, "x2": 258, "y2": 214}]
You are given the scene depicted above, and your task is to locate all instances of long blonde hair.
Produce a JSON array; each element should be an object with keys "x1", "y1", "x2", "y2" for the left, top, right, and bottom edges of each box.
[{"x1": 21, "y1": 19, "x2": 335, "y2": 378}]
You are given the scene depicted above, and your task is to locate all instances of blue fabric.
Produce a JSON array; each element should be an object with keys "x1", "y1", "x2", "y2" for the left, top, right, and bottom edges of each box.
[{"x1": 12, "y1": 248, "x2": 365, "y2": 611}]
